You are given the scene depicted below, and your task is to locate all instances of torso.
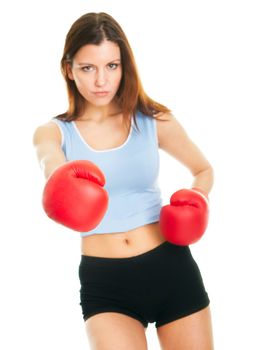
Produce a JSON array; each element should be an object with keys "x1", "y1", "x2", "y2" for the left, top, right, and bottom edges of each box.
[{"x1": 74, "y1": 111, "x2": 165, "y2": 258}]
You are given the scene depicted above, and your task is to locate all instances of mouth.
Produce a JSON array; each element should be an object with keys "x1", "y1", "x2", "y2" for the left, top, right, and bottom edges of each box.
[{"x1": 93, "y1": 91, "x2": 110, "y2": 97}]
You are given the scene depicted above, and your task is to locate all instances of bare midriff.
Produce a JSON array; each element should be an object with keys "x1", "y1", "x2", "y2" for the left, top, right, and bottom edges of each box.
[{"x1": 81, "y1": 221, "x2": 166, "y2": 258}]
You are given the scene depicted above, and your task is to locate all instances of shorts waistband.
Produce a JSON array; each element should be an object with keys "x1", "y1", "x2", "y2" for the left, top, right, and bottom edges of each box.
[{"x1": 80, "y1": 240, "x2": 173, "y2": 264}]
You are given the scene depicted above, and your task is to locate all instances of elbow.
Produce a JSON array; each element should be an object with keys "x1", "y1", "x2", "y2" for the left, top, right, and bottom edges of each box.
[{"x1": 193, "y1": 165, "x2": 214, "y2": 177}]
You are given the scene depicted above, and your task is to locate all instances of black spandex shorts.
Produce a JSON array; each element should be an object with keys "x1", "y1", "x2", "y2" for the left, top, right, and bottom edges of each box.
[{"x1": 79, "y1": 241, "x2": 210, "y2": 328}]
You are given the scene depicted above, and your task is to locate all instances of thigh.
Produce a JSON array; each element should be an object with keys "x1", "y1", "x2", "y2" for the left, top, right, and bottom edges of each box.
[
  {"x1": 157, "y1": 306, "x2": 214, "y2": 350},
  {"x1": 85, "y1": 312, "x2": 148, "y2": 350}
]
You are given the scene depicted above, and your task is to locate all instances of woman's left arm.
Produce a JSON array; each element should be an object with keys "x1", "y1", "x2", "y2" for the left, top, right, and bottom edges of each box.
[{"x1": 155, "y1": 112, "x2": 214, "y2": 195}]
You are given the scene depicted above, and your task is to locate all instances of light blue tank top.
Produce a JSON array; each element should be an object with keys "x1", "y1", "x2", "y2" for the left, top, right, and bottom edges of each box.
[{"x1": 52, "y1": 110, "x2": 163, "y2": 237}]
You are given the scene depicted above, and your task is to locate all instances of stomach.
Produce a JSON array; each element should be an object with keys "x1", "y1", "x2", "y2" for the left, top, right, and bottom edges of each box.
[{"x1": 81, "y1": 221, "x2": 166, "y2": 258}]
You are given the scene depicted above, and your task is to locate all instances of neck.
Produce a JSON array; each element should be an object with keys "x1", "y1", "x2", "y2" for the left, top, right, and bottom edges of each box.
[{"x1": 80, "y1": 102, "x2": 121, "y2": 123}]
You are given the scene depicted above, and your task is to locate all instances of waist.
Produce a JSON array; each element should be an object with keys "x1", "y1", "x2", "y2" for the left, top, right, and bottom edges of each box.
[{"x1": 81, "y1": 221, "x2": 166, "y2": 258}]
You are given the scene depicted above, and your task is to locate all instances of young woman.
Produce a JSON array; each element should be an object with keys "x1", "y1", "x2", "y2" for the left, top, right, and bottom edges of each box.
[{"x1": 33, "y1": 12, "x2": 214, "y2": 349}]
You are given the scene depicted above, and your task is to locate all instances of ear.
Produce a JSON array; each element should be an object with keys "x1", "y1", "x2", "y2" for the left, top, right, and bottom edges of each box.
[{"x1": 66, "y1": 63, "x2": 74, "y2": 80}]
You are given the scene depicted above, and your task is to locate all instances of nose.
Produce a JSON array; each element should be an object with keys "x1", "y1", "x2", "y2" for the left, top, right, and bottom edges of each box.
[{"x1": 95, "y1": 69, "x2": 107, "y2": 87}]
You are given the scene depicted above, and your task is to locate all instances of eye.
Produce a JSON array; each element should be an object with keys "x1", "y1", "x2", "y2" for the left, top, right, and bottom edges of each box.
[
  {"x1": 108, "y1": 63, "x2": 119, "y2": 70},
  {"x1": 81, "y1": 66, "x2": 94, "y2": 72}
]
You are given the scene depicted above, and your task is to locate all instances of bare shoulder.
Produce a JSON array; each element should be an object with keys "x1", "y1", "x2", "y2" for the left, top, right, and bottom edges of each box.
[
  {"x1": 153, "y1": 112, "x2": 185, "y2": 148},
  {"x1": 33, "y1": 120, "x2": 62, "y2": 147}
]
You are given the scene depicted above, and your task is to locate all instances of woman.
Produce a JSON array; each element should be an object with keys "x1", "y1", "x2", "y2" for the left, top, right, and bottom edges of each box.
[{"x1": 33, "y1": 12, "x2": 214, "y2": 349}]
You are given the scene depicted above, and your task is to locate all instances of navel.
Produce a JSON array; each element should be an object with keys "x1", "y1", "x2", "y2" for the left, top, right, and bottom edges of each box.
[{"x1": 124, "y1": 238, "x2": 130, "y2": 245}]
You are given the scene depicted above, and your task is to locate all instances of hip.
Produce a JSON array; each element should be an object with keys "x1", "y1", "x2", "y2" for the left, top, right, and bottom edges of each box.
[
  {"x1": 79, "y1": 241, "x2": 210, "y2": 327},
  {"x1": 79, "y1": 240, "x2": 205, "y2": 298}
]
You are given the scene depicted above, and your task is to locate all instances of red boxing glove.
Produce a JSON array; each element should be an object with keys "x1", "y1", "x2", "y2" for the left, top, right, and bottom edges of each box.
[
  {"x1": 160, "y1": 188, "x2": 209, "y2": 246},
  {"x1": 42, "y1": 160, "x2": 109, "y2": 231}
]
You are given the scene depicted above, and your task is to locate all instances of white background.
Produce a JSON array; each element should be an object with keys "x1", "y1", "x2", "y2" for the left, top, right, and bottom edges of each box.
[{"x1": 1, "y1": 0, "x2": 269, "y2": 349}]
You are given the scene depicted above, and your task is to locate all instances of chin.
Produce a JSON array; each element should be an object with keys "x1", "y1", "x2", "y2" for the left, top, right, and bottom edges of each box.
[{"x1": 90, "y1": 97, "x2": 115, "y2": 107}]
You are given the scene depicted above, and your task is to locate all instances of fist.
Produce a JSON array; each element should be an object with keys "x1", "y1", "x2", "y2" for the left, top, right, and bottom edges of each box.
[
  {"x1": 42, "y1": 160, "x2": 109, "y2": 231},
  {"x1": 160, "y1": 188, "x2": 209, "y2": 245}
]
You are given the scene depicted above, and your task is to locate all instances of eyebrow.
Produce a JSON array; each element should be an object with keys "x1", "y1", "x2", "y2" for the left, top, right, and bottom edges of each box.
[{"x1": 77, "y1": 59, "x2": 121, "y2": 66}]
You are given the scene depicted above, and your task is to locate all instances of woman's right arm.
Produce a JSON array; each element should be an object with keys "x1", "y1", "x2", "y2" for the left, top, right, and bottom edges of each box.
[
  {"x1": 33, "y1": 122, "x2": 109, "y2": 231},
  {"x1": 33, "y1": 121, "x2": 67, "y2": 179}
]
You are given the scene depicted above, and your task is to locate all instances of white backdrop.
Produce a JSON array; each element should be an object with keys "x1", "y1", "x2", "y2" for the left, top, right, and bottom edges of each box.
[{"x1": 1, "y1": 0, "x2": 269, "y2": 349}]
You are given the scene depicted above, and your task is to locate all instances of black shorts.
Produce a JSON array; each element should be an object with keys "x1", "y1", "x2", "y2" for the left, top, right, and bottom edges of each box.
[{"x1": 79, "y1": 241, "x2": 210, "y2": 328}]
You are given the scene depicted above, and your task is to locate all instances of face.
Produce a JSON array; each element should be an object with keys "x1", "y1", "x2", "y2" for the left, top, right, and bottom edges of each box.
[{"x1": 67, "y1": 40, "x2": 122, "y2": 108}]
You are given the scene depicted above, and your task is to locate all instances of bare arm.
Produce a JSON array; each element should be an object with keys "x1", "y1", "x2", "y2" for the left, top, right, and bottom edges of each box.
[
  {"x1": 156, "y1": 113, "x2": 214, "y2": 195},
  {"x1": 33, "y1": 121, "x2": 67, "y2": 179}
]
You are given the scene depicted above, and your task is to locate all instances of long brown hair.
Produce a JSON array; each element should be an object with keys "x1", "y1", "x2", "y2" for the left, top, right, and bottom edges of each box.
[{"x1": 56, "y1": 12, "x2": 170, "y2": 131}]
